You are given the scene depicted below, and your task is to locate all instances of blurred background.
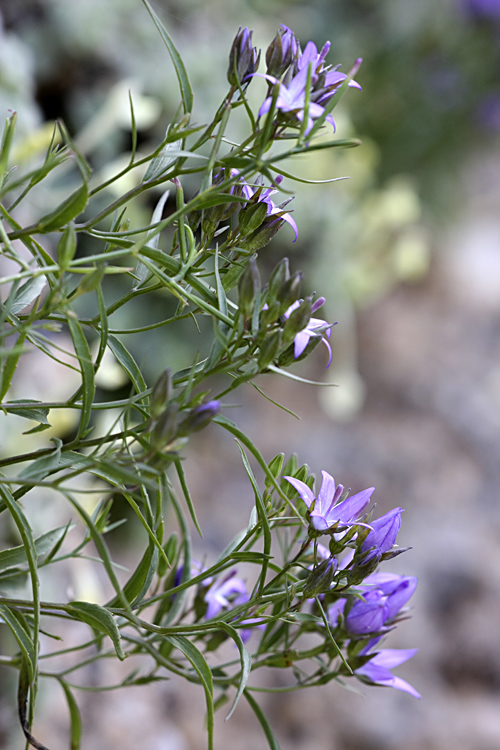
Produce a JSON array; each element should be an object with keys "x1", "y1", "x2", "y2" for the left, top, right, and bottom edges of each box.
[{"x1": 2, "y1": 0, "x2": 500, "y2": 747}]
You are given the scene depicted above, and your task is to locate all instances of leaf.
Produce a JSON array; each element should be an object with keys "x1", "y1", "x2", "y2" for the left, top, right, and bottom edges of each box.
[
  {"x1": 167, "y1": 635, "x2": 214, "y2": 749},
  {"x1": 216, "y1": 623, "x2": 252, "y2": 722},
  {"x1": 0, "y1": 485, "x2": 40, "y2": 671},
  {"x1": 67, "y1": 314, "x2": 95, "y2": 438},
  {"x1": 66, "y1": 601, "x2": 126, "y2": 660},
  {"x1": 9, "y1": 276, "x2": 47, "y2": 314},
  {"x1": 0, "y1": 525, "x2": 71, "y2": 573},
  {"x1": 19, "y1": 449, "x2": 89, "y2": 483},
  {"x1": 107, "y1": 335, "x2": 148, "y2": 404},
  {"x1": 174, "y1": 458, "x2": 202, "y2": 537},
  {"x1": 142, "y1": 0, "x2": 193, "y2": 114},
  {"x1": 59, "y1": 680, "x2": 82, "y2": 750},
  {"x1": 244, "y1": 690, "x2": 281, "y2": 750},
  {"x1": 37, "y1": 182, "x2": 89, "y2": 233},
  {"x1": 5, "y1": 399, "x2": 51, "y2": 426},
  {"x1": 0, "y1": 604, "x2": 36, "y2": 682}
]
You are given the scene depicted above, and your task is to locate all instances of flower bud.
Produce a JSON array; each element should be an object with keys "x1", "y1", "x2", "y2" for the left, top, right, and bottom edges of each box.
[
  {"x1": 267, "y1": 257, "x2": 290, "y2": 302},
  {"x1": 178, "y1": 400, "x2": 221, "y2": 436},
  {"x1": 227, "y1": 27, "x2": 261, "y2": 88},
  {"x1": 151, "y1": 402, "x2": 179, "y2": 450},
  {"x1": 151, "y1": 368, "x2": 173, "y2": 419},
  {"x1": 265, "y1": 25, "x2": 298, "y2": 78},
  {"x1": 302, "y1": 556, "x2": 337, "y2": 598},
  {"x1": 276, "y1": 271, "x2": 303, "y2": 314},
  {"x1": 259, "y1": 300, "x2": 281, "y2": 329},
  {"x1": 257, "y1": 329, "x2": 282, "y2": 370},
  {"x1": 237, "y1": 200, "x2": 268, "y2": 236},
  {"x1": 57, "y1": 222, "x2": 77, "y2": 270},
  {"x1": 238, "y1": 256, "x2": 261, "y2": 318}
]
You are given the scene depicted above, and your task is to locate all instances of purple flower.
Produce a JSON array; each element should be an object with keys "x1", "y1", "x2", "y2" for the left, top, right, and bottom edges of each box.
[
  {"x1": 355, "y1": 639, "x2": 421, "y2": 699},
  {"x1": 361, "y1": 507, "x2": 403, "y2": 563},
  {"x1": 204, "y1": 570, "x2": 248, "y2": 620},
  {"x1": 257, "y1": 39, "x2": 361, "y2": 135},
  {"x1": 345, "y1": 574, "x2": 417, "y2": 635},
  {"x1": 284, "y1": 470, "x2": 374, "y2": 532},
  {"x1": 284, "y1": 296, "x2": 333, "y2": 365}
]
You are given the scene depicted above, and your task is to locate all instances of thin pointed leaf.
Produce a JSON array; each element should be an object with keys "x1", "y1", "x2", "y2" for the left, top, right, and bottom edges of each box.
[
  {"x1": 0, "y1": 604, "x2": 36, "y2": 681},
  {"x1": 107, "y1": 335, "x2": 148, "y2": 404},
  {"x1": 244, "y1": 690, "x2": 281, "y2": 750},
  {"x1": 58, "y1": 680, "x2": 82, "y2": 750},
  {"x1": 142, "y1": 0, "x2": 193, "y2": 114},
  {"x1": 9, "y1": 276, "x2": 47, "y2": 314},
  {"x1": 174, "y1": 458, "x2": 203, "y2": 537},
  {"x1": 67, "y1": 314, "x2": 95, "y2": 438},
  {"x1": 0, "y1": 525, "x2": 71, "y2": 573},
  {"x1": 167, "y1": 634, "x2": 214, "y2": 749},
  {"x1": 66, "y1": 601, "x2": 126, "y2": 660}
]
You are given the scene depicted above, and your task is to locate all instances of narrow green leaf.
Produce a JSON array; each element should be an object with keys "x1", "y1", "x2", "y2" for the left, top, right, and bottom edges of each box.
[
  {"x1": 37, "y1": 182, "x2": 89, "y2": 233},
  {"x1": 67, "y1": 314, "x2": 95, "y2": 438},
  {"x1": 142, "y1": 0, "x2": 193, "y2": 114},
  {"x1": 66, "y1": 601, "x2": 126, "y2": 661},
  {"x1": 216, "y1": 623, "x2": 252, "y2": 721},
  {"x1": 244, "y1": 690, "x2": 281, "y2": 750},
  {"x1": 107, "y1": 335, "x2": 148, "y2": 404},
  {"x1": 0, "y1": 328, "x2": 28, "y2": 401},
  {"x1": 0, "y1": 525, "x2": 70, "y2": 573},
  {"x1": 235, "y1": 441, "x2": 271, "y2": 596},
  {"x1": 167, "y1": 635, "x2": 214, "y2": 749},
  {"x1": 9, "y1": 275, "x2": 47, "y2": 315},
  {"x1": 0, "y1": 485, "x2": 39, "y2": 672},
  {"x1": 0, "y1": 111, "x2": 17, "y2": 185},
  {"x1": 58, "y1": 680, "x2": 82, "y2": 750},
  {"x1": 4, "y1": 399, "x2": 51, "y2": 425},
  {"x1": 174, "y1": 457, "x2": 202, "y2": 537},
  {"x1": 0, "y1": 604, "x2": 36, "y2": 681}
]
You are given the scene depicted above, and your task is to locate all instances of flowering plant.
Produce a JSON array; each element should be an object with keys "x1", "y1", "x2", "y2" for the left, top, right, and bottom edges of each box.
[{"x1": 0, "y1": 5, "x2": 418, "y2": 749}]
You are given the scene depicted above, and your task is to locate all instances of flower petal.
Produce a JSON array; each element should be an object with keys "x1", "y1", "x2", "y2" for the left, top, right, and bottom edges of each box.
[{"x1": 283, "y1": 476, "x2": 315, "y2": 508}]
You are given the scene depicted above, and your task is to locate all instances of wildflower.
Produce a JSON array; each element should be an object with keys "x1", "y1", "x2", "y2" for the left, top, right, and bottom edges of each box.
[
  {"x1": 284, "y1": 470, "x2": 374, "y2": 532},
  {"x1": 204, "y1": 570, "x2": 248, "y2": 620},
  {"x1": 257, "y1": 38, "x2": 361, "y2": 135},
  {"x1": 361, "y1": 507, "x2": 403, "y2": 563},
  {"x1": 330, "y1": 573, "x2": 417, "y2": 636},
  {"x1": 355, "y1": 639, "x2": 421, "y2": 698},
  {"x1": 284, "y1": 296, "x2": 333, "y2": 365}
]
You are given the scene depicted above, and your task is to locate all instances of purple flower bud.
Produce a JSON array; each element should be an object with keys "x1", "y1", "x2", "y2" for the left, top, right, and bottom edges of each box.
[
  {"x1": 178, "y1": 400, "x2": 220, "y2": 435},
  {"x1": 265, "y1": 25, "x2": 299, "y2": 78},
  {"x1": 361, "y1": 507, "x2": 403, "y2": 562},
  {"x1": 227, "y1": 27, "x2": 261, "y2": 88},
  {"x1": 346, "y1": 574, "x2": 417, "y2": 635}
]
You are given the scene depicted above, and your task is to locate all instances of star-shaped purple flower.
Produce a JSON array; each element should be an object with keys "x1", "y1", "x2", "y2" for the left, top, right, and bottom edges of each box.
[
  {"x1": 284, "y1": 470, "x2": 374, "y2": 532},
  {"x1": 355, "y1": 639, "x2": 421, "y2": 698},
  {"x1": 257, "y1": 39, "x2": 361, "y2": 135}
]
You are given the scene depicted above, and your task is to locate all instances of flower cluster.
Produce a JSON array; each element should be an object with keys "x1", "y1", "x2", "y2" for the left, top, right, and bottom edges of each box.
[
  {"x1": 258, "y1": 25, "x2": 362, "y2": 134},
  {"x1": 284, "y1": 469, "x2": 419, "y2": 698}
]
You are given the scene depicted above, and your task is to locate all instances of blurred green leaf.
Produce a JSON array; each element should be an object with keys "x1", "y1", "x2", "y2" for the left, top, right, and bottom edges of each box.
[
  {"x1": 142, "y1": 0, "x2": 193, "y2": 115},
  {"x1": 66, "y1": 601, "x2": 126, "y2": 660}
]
